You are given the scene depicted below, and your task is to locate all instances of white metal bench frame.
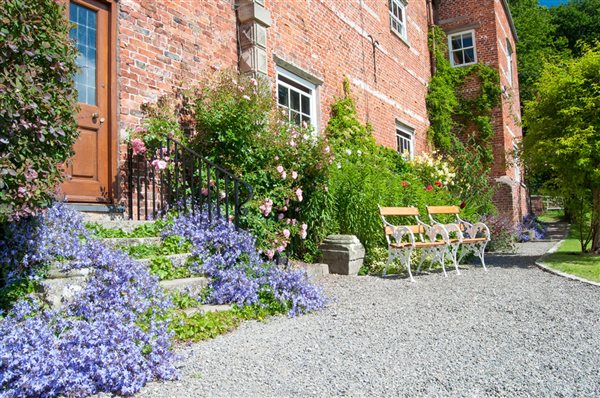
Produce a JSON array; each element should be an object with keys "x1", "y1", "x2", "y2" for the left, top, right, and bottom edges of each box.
[
  {"x1": 426, "y1": 205, "x2": 491, "y2": 270},
  {"x1": 379, "y1": 206, "x2": 454, "y2": 282}
]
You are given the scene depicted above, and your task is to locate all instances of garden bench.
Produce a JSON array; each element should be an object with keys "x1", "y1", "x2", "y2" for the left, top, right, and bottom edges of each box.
[
  {"x1": 379, "y1": 206, "x2": 457, "y2": 282},
  {"x1": 426, "y1": 206, "x2": 491, "y2": 270}
]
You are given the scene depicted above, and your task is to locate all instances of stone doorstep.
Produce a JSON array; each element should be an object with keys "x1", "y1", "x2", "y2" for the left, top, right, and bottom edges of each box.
[
  {"x1": 159, "y1": 277, "x2": 209, "y2": 293},
  {"x1": 88, "y1": 219, "x2": 156, "y2": 233},
  {"x1": 180, "y1": 304, "x2": 233, "y2": 317},
  {"x1": 101, "y1": 237, "x2": 162, "y2": 248},
  {"x1": 135, "y1": 253, "x2": 193, "y2": 268},
  {"x1": 290, "y1": 261, "x2": 329, "y2": 277}
]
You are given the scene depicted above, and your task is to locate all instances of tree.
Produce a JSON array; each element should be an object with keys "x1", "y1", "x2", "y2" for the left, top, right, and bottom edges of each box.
[
  {"x1": 550, "y1": 0, "x2": 600, "y2": 55},
  {"x1": 523, "y1": 45, "x2": 600, "y2": 253}
]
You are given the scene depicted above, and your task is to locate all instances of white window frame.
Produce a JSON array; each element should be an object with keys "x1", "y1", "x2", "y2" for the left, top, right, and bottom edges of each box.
[
  {"x1": 506, "y1": 38, "x2": 514, "y2": 86},
  {"x1": 276, "y1": 66, "x2": 318, "y2": 129},
  {"x1": 396, "y1": 121, "x2": 415, "y2": 159},
  {"x1": 389, "y1": 0, "x2": 408, "y2": 41},
  {"x1": 448, "y1": 30, "x2": 477, "y2": 67}
]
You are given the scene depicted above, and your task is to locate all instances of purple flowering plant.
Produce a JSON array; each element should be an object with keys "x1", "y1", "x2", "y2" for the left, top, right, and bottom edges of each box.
[{"x1": 0, "y1": 204, "x2": 176, "y2": 397}]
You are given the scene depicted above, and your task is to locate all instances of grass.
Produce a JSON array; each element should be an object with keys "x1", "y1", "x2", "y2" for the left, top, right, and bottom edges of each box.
[
  {"x1": 537, "y1": 209, "x2": 564, "y2": 223},
  {"x1": 543, "y1": 227, "x2": 600, "y2": 283}
]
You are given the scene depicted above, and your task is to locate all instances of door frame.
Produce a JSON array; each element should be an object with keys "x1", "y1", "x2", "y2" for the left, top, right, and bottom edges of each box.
[{"x1": 66, "y1": 0, "x2": 119, "y2": 203}]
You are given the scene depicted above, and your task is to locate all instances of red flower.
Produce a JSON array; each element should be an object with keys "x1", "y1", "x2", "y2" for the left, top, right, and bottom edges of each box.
[
  {"x1": 460, "y1": 201, "x2": 466, "y2": 209},
  {"x1": 435, "y1": 181, "x2": 443, "y2": 187},
  {"x1": 426, "y1": 185, "x2": 433, "y2": 191},
  {"x1": 401, "y1": 181, "x2": 409, "y2": 188}
]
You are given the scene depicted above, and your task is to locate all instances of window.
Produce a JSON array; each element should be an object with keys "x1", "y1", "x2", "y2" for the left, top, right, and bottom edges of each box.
[
  {"x1": 448, "y1": 30, "x2": 477, "y2": 67},
  {"x1": 396, "y1": 122, "x2": 414, "y2": 159},
  {"x1": 506, "y1": 39, "x2": 514, "y2": 86},
  {"x1": 389, "y1": 0, "x2": 407, "y2": 40},
  {"x1": 276, "y1": 67, "x2": 317, "y2": 128}
]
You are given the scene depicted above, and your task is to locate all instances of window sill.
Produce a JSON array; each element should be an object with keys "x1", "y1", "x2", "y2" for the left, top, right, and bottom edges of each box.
[{"x1": 390, "y1": 28, "x2": 410, "y2": 48}]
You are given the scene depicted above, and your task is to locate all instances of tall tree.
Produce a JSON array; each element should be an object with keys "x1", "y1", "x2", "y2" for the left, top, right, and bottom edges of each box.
[
  {"x1": 550, "y1": 0, "x2": 600, "y2": 55},
  {"x1": 523, "y1": 45, "x2": 600, "y2": 253}
]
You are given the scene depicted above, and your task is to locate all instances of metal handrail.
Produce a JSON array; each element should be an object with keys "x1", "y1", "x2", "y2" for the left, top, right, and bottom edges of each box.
[{"x1": 127, "y1": 137, "x2": 253, "y2": 227}]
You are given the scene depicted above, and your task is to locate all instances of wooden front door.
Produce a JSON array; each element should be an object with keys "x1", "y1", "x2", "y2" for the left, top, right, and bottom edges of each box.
[{"x1": 62, "y1": 0, "x2": 112, "y2": 202}]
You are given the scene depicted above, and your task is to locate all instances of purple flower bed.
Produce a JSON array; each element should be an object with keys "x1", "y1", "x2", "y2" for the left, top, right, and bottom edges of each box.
[
  {"x1": 164, "y1": 211, "x2": 326, "y2": 316},
  {"x1": 0, "y1": 204, "x2": 176, "y2": 397}
]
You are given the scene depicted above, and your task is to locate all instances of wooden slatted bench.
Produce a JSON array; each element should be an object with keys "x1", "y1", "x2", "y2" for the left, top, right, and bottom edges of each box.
[
  {"x1": 379, "y1": 206, "x2": 457, "y2": 281},
  {"x1": 426, "y1": 205, "x2": 491, "y2": 270}
]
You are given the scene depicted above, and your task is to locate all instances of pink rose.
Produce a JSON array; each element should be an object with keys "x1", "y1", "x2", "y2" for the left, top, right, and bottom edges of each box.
[
  {"x1": 291, "y1": 218, "x2": 297, "y2": 225},
  {"x1": 276, "y1": 165, "x2": 284, "y2": 174},
  {"x1": 201, "y1": 188, "x2": 209, "y2": 196},
  {"x1": 291, "y1": 171, "x2": 298, "y2": 180},
  {"x1": 266, "y1": 250, "x2": 274, "y2": 260},
  {"x1": 25, "y1": 168, "x2": 38, "y2": 182},
  {"x1": 276, "y1": 246, "x2": 285, "y2": 253},
  {"x1": 278, "y1": 213, "x2": 285, "y2": 220},
  {"x1": 283, "y1": 229, "x2": 290, "y2": 239},
  {"x1": 131, "y1": 138, "x2": 146, "y2": 155},
  {"x1": 151, "y1": 159, "x2": 167, "y2": 170},
  {"x1": 250, "y1": 78, "x2": 258, "y2": 87},
  {"x1": 295, "y1": 188, "x2": 303, "y2": 202},
  {"x1": 281, "y1": 171, "x2": 287, "y2": 179},
  {"x1": 300, "y1": 230, "x2": 307, "y2": 239}
]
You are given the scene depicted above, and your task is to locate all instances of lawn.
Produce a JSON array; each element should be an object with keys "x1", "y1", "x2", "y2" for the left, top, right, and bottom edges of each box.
[
  {"x1": 543, "y1": 227, "x2": 600, "y2": 283},
  {"x1": 537, "y1": 209, "x2": 564, "y2": 223}
]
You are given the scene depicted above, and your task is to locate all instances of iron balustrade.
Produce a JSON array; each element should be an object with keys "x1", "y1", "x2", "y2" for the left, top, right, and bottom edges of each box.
[{"x1": 126, "y1": 137, "x2": 253, "y2": 226}]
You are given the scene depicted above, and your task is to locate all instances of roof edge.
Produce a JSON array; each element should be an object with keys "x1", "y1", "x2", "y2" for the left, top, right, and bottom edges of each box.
[{"x1": 501, "y1": 0, "x2": 519, "y2": 42}]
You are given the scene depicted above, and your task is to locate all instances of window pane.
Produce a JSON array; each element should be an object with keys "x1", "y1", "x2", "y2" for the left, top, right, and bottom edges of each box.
[
  {"x1": 70, "y1": 3, "x2": 97, "y2": 105},
  {"x1": 290, "y1": 111, "x2": 301, "y2": 125},
  {"x1": 464, "y1": 48, "x2": 475, "y2": 63},
  {"x1": 277, "y1": 85, "x2": 288, "y2": 107},
  {"x1": 301, "y1": 94, "x2": 310, "y2": 115},
  {"x1": 290, "y1": 90, "x2": 300, "y2": 112},
  {"x1": 451, "y1": 36, "x2": 462, "y2": 50},
  {"x1": 453, "y1": 50, "x2": 464, "y2": 65},
  {"x1": 462, "y1": 34, "x2": 473, "y2": 48}
]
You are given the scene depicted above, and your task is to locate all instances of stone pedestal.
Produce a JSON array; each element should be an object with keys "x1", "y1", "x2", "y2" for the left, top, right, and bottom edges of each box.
[{"x1": 319, "y1": 235, "x2": 365, "y2": 275}]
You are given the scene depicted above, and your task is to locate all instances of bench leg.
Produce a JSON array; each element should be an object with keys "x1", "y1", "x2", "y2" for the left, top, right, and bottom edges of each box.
[
  {"x1": 386, "y1": 248, "x2": 415, "y2": 282},
  {"x1": 448, "y1": 243, "x2": 461, "y2": 275},
  {"x1": 475, "y1": 241, "x2": 488, "y2": 271}
]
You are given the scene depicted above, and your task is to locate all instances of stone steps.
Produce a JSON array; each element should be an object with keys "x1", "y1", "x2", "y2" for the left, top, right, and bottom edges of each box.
[
  {"x1": 89, "y1": 219, "x2": 156, "y2": 233},
  {"x1": 101, "y1": 237, "x2": 162, "y2": 248},
  {"x1": 135, "y1": 253, "x2": 194, "y2": 268},
  {"x1": 179, "y1": 305, "x2": 233, "y2": 317},
  {"x1": 159, "y1": 276, "x2": 209, "y2": 295}
]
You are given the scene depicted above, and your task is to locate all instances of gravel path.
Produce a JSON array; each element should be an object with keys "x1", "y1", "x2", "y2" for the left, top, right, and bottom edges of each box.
[{"x1": 140, "y1": 239, "x2": 600, "y2": 397}]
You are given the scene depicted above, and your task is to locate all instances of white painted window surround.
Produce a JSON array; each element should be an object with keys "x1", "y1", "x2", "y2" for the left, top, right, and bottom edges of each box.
[
  {"x1": 389, "y1": 0, "x2": 408, "y2": 41},
  {"x1": 276, "y1": 66, "x2": 318, "y2": 129},
  {"x1": 396, "y1": 121, "x2": 415, "y2": 159},
  {"x1": 448, "y1": 30, "x2": 477, "y2": 67}
]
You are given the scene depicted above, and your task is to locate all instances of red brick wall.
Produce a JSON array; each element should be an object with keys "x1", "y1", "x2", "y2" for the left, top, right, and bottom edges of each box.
[
  {"x1": 265, "y1": 0, "x2": 432, "y2": 153},
  {"x1": 117, "y1": 0, "x2": 238, "y2": 135}
]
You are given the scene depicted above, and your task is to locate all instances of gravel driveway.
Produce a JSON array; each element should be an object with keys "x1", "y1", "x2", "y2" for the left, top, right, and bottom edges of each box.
[{"x1": 140, "y1": 240, "x2": 600, "y2": 397}]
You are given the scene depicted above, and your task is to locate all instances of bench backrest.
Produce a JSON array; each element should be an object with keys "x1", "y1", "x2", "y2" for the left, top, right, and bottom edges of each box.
[
  {"x1": 380, "y1": 207, "x2": 424, "y2": 235},
  {"x1": 426, "y1": 205, "x2": 460, "y2": 215}
]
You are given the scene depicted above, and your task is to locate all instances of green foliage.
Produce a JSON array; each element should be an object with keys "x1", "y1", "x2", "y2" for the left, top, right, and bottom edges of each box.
[
  {"x1": 0, "y1": 276, "x2": 38, "y2": 313},
  {"x1": 149, "y1": 255, "x2": 194, "y2": 280},
  {"x1": 0, "y1": 0, "x2": 79, "y2": 221},
  {"x1": 425, "y1": 26, "x2": 500, "y2": 216},
  {"x1": 85, "y1": 221, "x2": 167, "y2": 238},
  {"x1": 121, "y1": 236, "x2": 191, "y2": 259},
  {"x1": 550, "y1": 0, "x2": 600, "y2": 56},
  {"x1": 523, "y1": 44, "x2": 600, "y2": 252},
  {"x1": 544, "y1": 225, "x2": 600, "y2": 282}
]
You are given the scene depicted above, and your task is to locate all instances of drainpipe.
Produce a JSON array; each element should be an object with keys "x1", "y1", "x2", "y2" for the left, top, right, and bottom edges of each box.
[{"x1": 426, "y1": 0, "x2": 436, "y2": 76}]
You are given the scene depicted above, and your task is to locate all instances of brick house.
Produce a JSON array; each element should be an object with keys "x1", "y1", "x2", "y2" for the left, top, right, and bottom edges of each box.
[{"x1": 63, "y1": 0, "x2": 527, "y2": 223}]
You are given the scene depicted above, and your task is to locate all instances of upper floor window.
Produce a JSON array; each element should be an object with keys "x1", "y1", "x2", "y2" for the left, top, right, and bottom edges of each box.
[
  {"x1": 396, "y1": 121, "x2": 414, "y2": 159},
  {"x1": 506, "y1": 38, "x2": 514, "y2": 86},
  {"x1": 389, "y1": 0, "x2": 408, "y2": 40},
  {"x1": 448, "y1": 30, "x2": 477, "y2": 67},
  {"x1": 276, "y1": 67, "x2": 317, "y2": 128}
]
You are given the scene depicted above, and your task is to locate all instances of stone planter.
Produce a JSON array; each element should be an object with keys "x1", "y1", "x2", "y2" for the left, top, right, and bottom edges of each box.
[{"x1": 319, "y1": 235, "x2": 365, "y2": 275}]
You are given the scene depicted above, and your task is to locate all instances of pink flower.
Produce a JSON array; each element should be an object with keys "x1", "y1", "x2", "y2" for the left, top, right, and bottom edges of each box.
[
  {"x1": 289, "y1": 139, "x2": 296, "y2": 147},
  {"x1": 274, "y1": 156, "x2": 279, "y2": 161},
  {"x1": 283, "y1": 229, "x2": 291, "y2": 239},
  {"x1": 301, "y1": 223, "x2": 308, "y2": 231},
  {"x1": 209, "y1": 180, "x2": 215, "y2": 187},
  {"x1": 286, "y1": 218, "x2": 291, "y2": 225},
  {"x1": 291, "y1": 171, "x2": 298, "y2": 180},
  {"x1": 17, "y1": 186, "x2": 27, "y2": 197},
  {"x1": 266, "y1": 250, "x2": 275, "y2": 260},
  {"x1": 291, "y1": 218, "x2": 297, "y2": 225},
  {"x1": 201, "y1": 188, "x2": 209, "y2": 196},
  {"x1": 281, "y1": 171, "x2": 287, "y2": 179},
  {"x1": 219, "y1": 191, "x2": 226, "y2": 200},
  {"x1": 250, "y1": 78, "x2": 258, "y2": 87},
  {"x1": 302, "y1": 121, "x2": 308, "y2": 129},
  {"x1": 242, "y1": 95, "x2": 251, "y2": 100},
  {"x1": 278, "y1": 213, "x2": 285, "y2": 220},
  {"x1": 324, "y1": 146, "x2": 331, "y2": 154},
  {"x1": 25, "y1": 168, "x2": 38, "y2": 182},
  {"x1": 277, "y1": 246, "x2": 285, "y2": 253},
  {"x1": 238, "y1": 86, "x2": 245, "y2": 92},
  {"x1": 282, "y1": 206, "x2": 287, "y2": 211},
  {"x1": 426, "y1": 185, "x2": 433, "y2": 191},
  {"x1": 151, "y1": 159, "x2": 167, "y2": 170},
  {"x1": 295, "y1": 188, "x2": 303, "y2": 202},
  {"x1": 300, "y1": 230, "x2": 307, "y2": 239},
  {"x1": 260, "y1": 198, "x2": 273, "y2": 216},
  {"x1": 401, "y1": 181, "x2": 409, "y2": 188},
  {"x1": 276, "y1": 165, "x2": 284, "y2": 174},
  {"x1": 131, "y1": 138, "x2": 146, "y2": 155}
]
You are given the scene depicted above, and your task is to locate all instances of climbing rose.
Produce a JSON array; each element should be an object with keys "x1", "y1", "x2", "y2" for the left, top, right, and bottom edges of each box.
[
  {"x1": 291, "y1": 171, "x2": 298, "y2": 180},
  {"x1": 283, "y1": 229, "x2": 291, "y2": 239},
  {"x1": 295, "y1": 188, "x2": 303, "y2": 202},
  {"x1": 131, "y1": 138, "x2": 146, "y2": 155},
  {"x1": 151, "y1": 159, "x2": 167, "y2": 170}
]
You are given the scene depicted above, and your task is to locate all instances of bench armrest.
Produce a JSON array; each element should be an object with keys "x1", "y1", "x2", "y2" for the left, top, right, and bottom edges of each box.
[
  {"x1": 392, "y1": 225, "x2": 416, "y2": 246},
  {"x1": 418, "y1": 219, "x2": 449, "y2": 243}
]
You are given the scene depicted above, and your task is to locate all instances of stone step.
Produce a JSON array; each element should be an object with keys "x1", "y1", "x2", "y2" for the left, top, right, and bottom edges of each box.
[
  {"x1": 135, "y1": 253, "x2": 194, "y2": 268},
  {"x1": 290, "y1": 260, "x2": 329, "y2": 278},
  {"x1": 180, "y1": 304, "x2": 233, "y2": 317},
  {"x1": 89, "y1": 219, "x2": 157, "y2": 233},
  {"x1": 101, "y1": 237, "x2": 162, "y2": 248},
  {"x1": 159, "y1": 277, "x2": 209, "y2": 295}
]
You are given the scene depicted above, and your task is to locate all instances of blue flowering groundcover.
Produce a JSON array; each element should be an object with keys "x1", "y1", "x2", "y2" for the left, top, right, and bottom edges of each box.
[{"x1": 0, "y1": 204, "x2": 326, "y2": 397}]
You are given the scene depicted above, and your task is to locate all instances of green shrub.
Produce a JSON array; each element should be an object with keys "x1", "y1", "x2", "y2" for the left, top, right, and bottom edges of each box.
[{"x1": 0, "y1": 0, "x2": 78, "y2": 221}]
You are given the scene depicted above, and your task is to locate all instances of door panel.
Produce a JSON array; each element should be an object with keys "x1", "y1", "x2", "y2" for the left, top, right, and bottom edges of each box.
[{"x1": 61, "y1": 0, "x2": 111, "y2": 203}]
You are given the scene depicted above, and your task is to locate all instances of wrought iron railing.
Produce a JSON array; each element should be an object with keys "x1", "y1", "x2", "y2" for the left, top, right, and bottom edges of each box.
[{"x1": 126, "y1": 137, "x2": 253, "y2": 226}]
